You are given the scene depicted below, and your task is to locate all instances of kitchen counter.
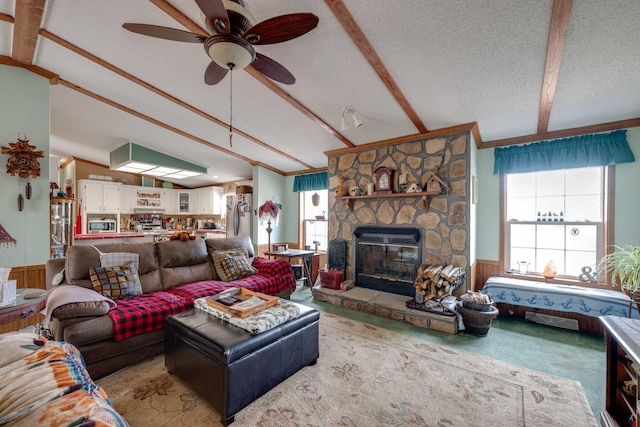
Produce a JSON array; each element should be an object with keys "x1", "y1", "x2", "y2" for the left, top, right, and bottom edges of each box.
[{"x1": 74, "y1": 229, "x2": 226, "y2": 242}]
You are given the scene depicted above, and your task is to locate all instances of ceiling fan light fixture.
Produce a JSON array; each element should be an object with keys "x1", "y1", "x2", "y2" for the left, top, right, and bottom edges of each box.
[
  {"x1": 352, "y1": 113, "x2": 364, "y2": 128},
  {"x1": 205, "y1": 35, "x2": 255, "y2": 70},
  {"x1": 341, "y1": 115, "x2": 349, "y2": 131},
  {"x1": 341, "y1": 107, "x2": 364, "y2": 130}
]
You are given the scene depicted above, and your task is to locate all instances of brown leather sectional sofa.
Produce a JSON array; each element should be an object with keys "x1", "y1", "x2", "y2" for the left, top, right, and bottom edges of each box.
[{"x1": 44, "y1": 236, "x2": 296, "y2": 379}]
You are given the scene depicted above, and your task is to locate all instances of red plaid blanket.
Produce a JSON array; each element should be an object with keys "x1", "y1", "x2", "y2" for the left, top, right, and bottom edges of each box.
[
  {"x1": 108, "y1": 291, "x2": 191, "y2": 341},
  {"x1": 108, "y1": 257, "x2": 296, "y2": 341}
]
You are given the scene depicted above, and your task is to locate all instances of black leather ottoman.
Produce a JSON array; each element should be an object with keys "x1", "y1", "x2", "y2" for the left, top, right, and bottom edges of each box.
[{"x1": 164, "y1": 303, "x2": 320, "y2": 426}]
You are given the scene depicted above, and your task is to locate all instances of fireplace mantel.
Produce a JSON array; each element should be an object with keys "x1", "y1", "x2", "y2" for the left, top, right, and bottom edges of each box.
[{"x1": 337, "y1": 190, "x2": 441, "y2": 210}]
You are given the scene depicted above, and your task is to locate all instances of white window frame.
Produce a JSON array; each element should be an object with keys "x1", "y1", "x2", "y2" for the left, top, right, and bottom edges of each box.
[{"x1": 502, "y1": 166, "x2": 613, "y2": 282}]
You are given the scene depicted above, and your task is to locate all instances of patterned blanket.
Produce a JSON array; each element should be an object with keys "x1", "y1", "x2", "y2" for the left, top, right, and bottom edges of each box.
[
  {"x1": 0, "y1": 333, "x2": 127, "y2": 426},
  {"x1": 107, "y1": 257, "x2": 297, "y2": 341}
]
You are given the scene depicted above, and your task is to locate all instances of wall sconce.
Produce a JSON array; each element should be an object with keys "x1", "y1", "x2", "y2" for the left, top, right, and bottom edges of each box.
[{"x1": 341, "y1": 107, "x2": 364, "y2": 131}]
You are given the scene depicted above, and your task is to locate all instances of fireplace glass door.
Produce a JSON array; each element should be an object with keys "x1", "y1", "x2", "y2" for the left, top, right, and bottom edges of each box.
[{"x1": 354, "y1": 227, "x2": 421, "y2": 297}]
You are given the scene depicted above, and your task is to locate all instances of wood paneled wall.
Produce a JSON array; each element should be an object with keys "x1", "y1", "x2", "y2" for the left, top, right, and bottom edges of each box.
[
  {"x1": 471, "y1": 259, "x2": 501, "y2": 291},
  {"x1": 0, "y1": 264, "x2": 46, "y2": 334}
]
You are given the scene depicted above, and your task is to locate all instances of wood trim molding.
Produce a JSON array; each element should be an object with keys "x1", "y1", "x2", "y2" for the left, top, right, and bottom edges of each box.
[
  {"x1": 149, "y1": 1, "x2": 350, "y2": 153},
  {"x1": 0, "y1": 55, "x2": 58, "y2": 83},
  {"x1": 325, "y1": 122, "x2": 478, "y2": 156},
  {"x1": 0, "y1": 12, "x2": 14, "y2": 23},
  {"x1": 58, "y1": 78, "x2": 284, "y2": 175},
  {"x1": 11, "y1": 0, "x2": 45, "y2": 65},
  {"x1": 538, "y1": 0, "x2": 572, "y2": 134},
  {"x1": 481, "y1": 117, "x2": 640, "y2": 148},
  {"x1": 284, "y1": 166, "x2": 329, "y2": 177},
  {"x1": 39, "y1": 29, "x2": 313, "y2": 170},
  {"x1": 324, "y1": 0, "x2": 428, "y2": 134}
]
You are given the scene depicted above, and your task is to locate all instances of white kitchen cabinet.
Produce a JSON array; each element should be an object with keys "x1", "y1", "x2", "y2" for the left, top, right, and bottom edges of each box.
[
  {"x1": 176, "y1": 191, "x2": 191, "y2": 214},
  {"x1": 193, "y1": 187, "x2": 223, "y2": 215},
  {"x1": 79, "y1": 180, "x2": 121, "y2": 214},
  {"x1": 119, "y1": 186, "x2": 137, "y2": 214},
  {"x1": 163, "y1": 190, "x2": 176, "y2": 214}
]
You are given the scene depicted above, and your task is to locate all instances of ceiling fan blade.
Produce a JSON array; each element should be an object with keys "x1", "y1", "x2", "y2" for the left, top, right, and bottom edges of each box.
[
  {"x1": 195, "y1": 0, "x2": 230, "y2": 34},
  {"x1": 122, "y1": 23, "x2": 205, "y2": 43},
  {"x1": 252, "y1": 53, "x2": 295, "y2": 85},
  {"x1": 243, "y1": 13, "x2": 319, "y2": 45},
  {"x1": 204, "y1": 60, "x2": 228, "y2": 85}
]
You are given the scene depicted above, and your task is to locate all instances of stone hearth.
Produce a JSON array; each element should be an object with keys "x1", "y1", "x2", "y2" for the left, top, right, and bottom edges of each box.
[{"x1": 312, "y1": 286, "x2": 459, "y2": 334}]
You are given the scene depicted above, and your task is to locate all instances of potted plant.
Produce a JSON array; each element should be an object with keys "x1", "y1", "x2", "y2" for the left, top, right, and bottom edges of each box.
[{"x1": 598, "y1": 245, "x2": 640, "y2": 313}]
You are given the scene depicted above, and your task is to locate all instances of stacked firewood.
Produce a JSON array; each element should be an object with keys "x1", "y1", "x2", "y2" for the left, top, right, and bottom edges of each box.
[{"x1": 414, "y1": 264, "x2": 465, "y2": 300}]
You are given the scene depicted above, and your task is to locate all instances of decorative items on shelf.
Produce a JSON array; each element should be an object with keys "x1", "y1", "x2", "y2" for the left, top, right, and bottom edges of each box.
[
  {"x1": 374, "y1": 166, "x2": 392, "y2": 194},
  {"x1": 537, "y1": 211, "x2": 564, "y2": 222},
  {"x1": 334, "y1": 176, "x2": 347, "y2": 197},
  {"x1": 423, "y1": 166, "x2": 448, "y2": 194},
  {"x1": 50, "y1": 182, "x2": 59, "y2": 198}
]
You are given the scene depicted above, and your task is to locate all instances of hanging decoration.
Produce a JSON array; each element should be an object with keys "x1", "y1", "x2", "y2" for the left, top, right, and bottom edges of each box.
[
  {"x1": 311, "y1": 192, "x2": 320, "y2": 206},
  {"x1": 2, "y1": 134, "x2": 44, "y2": 212},
  {"x1": 1, "y1": 133, "x2": 44, "y2": 178},
  {"x1": 0, "y1": 223, "x2": 16, "y2": 248}
]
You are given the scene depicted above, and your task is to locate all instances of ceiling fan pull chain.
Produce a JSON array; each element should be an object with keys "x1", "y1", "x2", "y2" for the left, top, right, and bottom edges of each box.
[{"x1": 229, "y1": 64, "x2": 233, "y2": 148}]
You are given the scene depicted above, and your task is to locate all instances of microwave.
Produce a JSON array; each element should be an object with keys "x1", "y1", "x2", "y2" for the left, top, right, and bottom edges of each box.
[{"x1": 88, "y1": 219, "x2": 116, "y2": 232}]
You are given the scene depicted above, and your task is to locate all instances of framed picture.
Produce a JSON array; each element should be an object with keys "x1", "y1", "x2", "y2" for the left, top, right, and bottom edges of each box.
[{"x1": 472, "y1": 175, "x2": 478, "y2": 204}]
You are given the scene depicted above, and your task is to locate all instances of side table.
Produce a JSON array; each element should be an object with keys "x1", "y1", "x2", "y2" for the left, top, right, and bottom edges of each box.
[
  {"x1": 264, "y1": 249, "x2": 316, "y2": 286},
  {"x1": 0, "y1": 288, "x2": 47, "y2": 326}
]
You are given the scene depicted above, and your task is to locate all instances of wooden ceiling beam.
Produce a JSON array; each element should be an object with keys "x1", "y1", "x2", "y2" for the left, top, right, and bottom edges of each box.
[
  {"x1": 0, "y1": 55, "x2": 58, "y2": 83},
  {"x1": 482, "y1": 117, "x2": 640, "y2": 148},
  {"x1": 324, "y1": 0, "x2": 428, "y2": 134},
  {"x1": 57, "y1": 78, "x2": 285, "y2": 175},
  {"x1": 12, "y1": 0, "x2": 46, "y2": 65},
  {"x1": 151, "y1": 0, "x2": 354, "y2": 148},
  {"x1": 0, "y1": 12, "x2": 14, "y2": 23},
  {"x1": 40, "y1": 29, "x2": 312, "y2": 169},
  {"x1": 538, "y1": 0, "x2": 572, "y2": 134},
  {"x1": 148, "y1": 0, "x2": 208, "y2": 37}
]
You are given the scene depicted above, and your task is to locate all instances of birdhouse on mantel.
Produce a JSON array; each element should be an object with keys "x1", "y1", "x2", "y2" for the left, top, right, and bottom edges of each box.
[{"x1": 424, "y1": 166, "x2": 449, "y2": 194}]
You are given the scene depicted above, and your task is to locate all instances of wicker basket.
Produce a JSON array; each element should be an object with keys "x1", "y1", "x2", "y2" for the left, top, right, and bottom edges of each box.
[{"x1": 460, "y1": 293, "x2": 494, "y2": 312}]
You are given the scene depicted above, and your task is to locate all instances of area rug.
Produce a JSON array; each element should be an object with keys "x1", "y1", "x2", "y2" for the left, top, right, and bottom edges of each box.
[{"x1": 97, "y1": 312, "x2": 597, "y2": 426}]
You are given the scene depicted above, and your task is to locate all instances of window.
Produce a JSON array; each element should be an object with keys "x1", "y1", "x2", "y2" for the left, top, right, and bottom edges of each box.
[
  {"x1": 301, "y1": 190, "x2": 328, "y2": 251},
  {"x1": 504, "y1": 166, "x2": 607, "y2": 278}
]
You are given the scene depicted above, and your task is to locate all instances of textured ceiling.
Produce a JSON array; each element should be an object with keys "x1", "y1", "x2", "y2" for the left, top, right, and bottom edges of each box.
[{"x1": 2, "y1": 0, "x2": 639, "y2": 187}]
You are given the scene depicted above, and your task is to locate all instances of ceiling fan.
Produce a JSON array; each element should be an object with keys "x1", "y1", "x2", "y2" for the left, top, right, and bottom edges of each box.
[{"x1": 123, "y1": 0, "x2": 319, "y2": 85}]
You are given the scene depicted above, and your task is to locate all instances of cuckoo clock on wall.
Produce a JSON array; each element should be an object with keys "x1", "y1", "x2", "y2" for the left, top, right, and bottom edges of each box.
[
  {"x1": 374, "y1": 166, "x2": 393, "y2": 194},
  {"x1": 1, "y1": 134, "x2": 44, "y2": 178}
]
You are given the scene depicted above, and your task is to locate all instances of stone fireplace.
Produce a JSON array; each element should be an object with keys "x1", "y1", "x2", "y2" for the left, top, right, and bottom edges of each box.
[
  {"x1": 354, "y1": 227, "x2": 421, "y2": 297},
  {"x1": 326, "y1": 130, "x2": 471, "y2": 294}
]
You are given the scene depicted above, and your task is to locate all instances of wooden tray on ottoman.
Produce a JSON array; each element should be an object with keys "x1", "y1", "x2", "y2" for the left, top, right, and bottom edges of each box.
[{"x1": 206, "y1": 288, "x2": 278, "y2": 318}]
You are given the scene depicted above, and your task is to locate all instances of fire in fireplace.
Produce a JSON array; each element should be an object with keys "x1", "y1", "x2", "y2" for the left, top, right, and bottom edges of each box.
[{"x1": 354, "y1": 227, "x2": 422, "y2": 297}]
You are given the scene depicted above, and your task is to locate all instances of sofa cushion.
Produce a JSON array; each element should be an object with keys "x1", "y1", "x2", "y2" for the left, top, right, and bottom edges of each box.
[
  {"x1": 217, "y1": 254, "x2": 257, "y2": 281},
  {"x1": 212, "y1": 248, "x2": 249, "y2": 279},
  {"x1": 58, "y1": 314, "x2": 115, "y2": 345},
  {"x1": 90, "y1": 265, "x2": 142, "y2": 299},
  {"x1": 99, "y1": 252, "x2": 140, "y2": 272},
  {"x1": 52, "y1": 300, "x2": 112, "y2": 320},
  {"x1": 65, "y1": 242, "x2": 161, "y2": 293},
  {"x1": 157, "y1": 238, "x2": 213, "y2": 290}
]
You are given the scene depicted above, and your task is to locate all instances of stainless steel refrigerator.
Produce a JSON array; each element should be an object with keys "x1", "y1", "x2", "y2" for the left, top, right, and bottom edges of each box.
[{"x1": 226, "y1": 194, "x2": 252, "y2": 237}]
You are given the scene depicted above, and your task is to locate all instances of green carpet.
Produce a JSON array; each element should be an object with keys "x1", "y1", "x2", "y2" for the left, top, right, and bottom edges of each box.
[{"x1": 291, "y1": 286, "x2": 606, "y2": 420}]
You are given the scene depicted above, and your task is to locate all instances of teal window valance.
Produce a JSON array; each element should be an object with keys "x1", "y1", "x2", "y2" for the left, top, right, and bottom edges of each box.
[
  {"x1": 293, "y1": 172, "x2": 328, "y2": 192},
  {"x1": 493, "y1": 130, "x2": 635, "y2": 174}
]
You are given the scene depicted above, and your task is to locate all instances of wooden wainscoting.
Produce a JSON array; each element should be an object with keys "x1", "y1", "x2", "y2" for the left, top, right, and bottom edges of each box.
[
  {"x1": 471, "y1": 259, "x2": 501, "y2": 291},
  {"x1": 0, "y1": 264, "x2": 46, "y2": 334}
]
